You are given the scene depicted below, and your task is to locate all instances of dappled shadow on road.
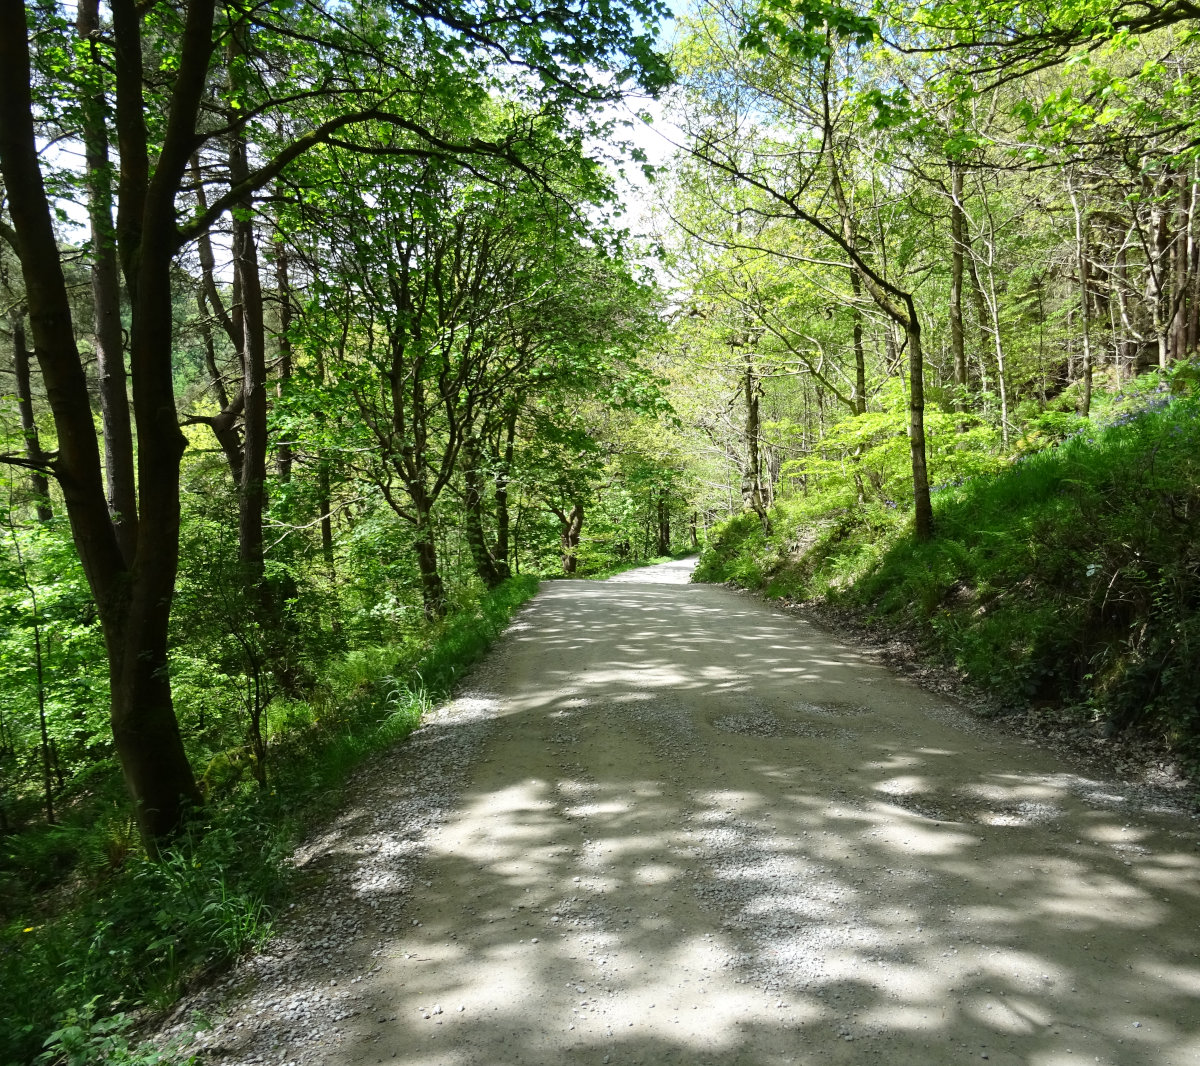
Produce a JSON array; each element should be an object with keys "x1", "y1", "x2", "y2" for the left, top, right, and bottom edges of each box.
[{"x1": 330, "y1": 579, "x2": 1199, "y2": 1066}]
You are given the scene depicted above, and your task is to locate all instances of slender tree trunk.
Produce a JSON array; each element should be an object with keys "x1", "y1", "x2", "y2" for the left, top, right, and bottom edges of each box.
[
  {"x1": 274, "y1": 235, "x2": 294, "y2": 484},
  {"x1": 313, "y1": 320, "x2": 338, "y2": 586},
  {"x1": 1187, "y1": 162, "x2": 1200, "y2": 355},
  {"x1": 191, "y1": 155, "x2": 248, "y2": 482},
  {"x1": 903, "y1": 309, "x2": 934, "y2": 541},
  {"x1": 1170, "y1": 169, "x2": 1193, "y2": 362},
  {"x1": 11, "y1": 312, "x2": 53, "y2": 521},
  {"x1": 228, "y1": 64, "x2": 269, "y2": 591},
  {"x1": 656, "y1": 490, "x2": 670, "y2": 556},
  {"x1": 192, "y1": 155, "x2": 241, "y2": 349},
  {"x1": 1148, "y1": 177, "x2": 1171, "y2": 368},
  {"x1": 949, "y1": 161, "x2": 969, "y2": 417},
  {"x1": 318, "y1": 460, "x2": 336, "y2": 577},
  {"x1": 1114, "y1": 234, "x2": 1140, "y2": 377},
  {"x1": 1068, "y1": 175, "x2": 1094, "y2": 417},
  {"x1": 492, "y1": 406, "x2": 516, "y2": 581},
  {"x1": 971, "y1": 179, "x2": 1012, "y2": 444},
  {"x1": 849, "y1": 271, "x2": 867, "y2": 415},
  {"x1": 196, "y1": 290, "x2": 246, "y2": 482},
  {"x1": 982, "y1": 263, "x2": 1011, "y2": 445},
  {"x1": 740, "y1": 352, "x2": 770, "y2": 532},
  {"x1": 512, "y1": 492, "x2": 523, "y2": 575},
  {"x1": 964, "y1": 250, "x2": 991, "y2": 394},
  {"x1": 6, "y1": 523, "x2": 55, "y2": 824}
]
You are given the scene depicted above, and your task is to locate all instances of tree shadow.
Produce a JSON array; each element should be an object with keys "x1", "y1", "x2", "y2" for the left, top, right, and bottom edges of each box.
[{"x1": 247, "y1": 578, "x2": 1200, "y2": 1066}]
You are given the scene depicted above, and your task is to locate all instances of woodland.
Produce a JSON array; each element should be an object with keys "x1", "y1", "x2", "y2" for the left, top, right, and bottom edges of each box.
[{"x1": 1, "y1": 0, "x2": 1198, "y2": 1060}]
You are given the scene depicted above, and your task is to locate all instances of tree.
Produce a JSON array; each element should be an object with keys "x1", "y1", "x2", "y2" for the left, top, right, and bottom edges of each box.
[
  {"x1": 0, "y1": 0, "x2": 669, "y2": 846},
  {"x1": 671, "y1": 4, "x2": 936, "y2": 536}
]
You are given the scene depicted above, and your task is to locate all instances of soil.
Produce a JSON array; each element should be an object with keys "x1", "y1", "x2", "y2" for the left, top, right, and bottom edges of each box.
[{"x1": 159, "y1": 557, "x2": 1200, "y2": 1066}]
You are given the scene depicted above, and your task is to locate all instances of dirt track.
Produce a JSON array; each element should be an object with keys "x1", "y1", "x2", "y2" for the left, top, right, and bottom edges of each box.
[{"x1": 174, "y1": 559, "x2": 1200, "y2": 1066}]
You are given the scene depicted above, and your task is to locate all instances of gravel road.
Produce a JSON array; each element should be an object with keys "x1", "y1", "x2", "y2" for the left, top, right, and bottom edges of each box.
[{"x1": 167, "y1": 558, "x2": 1200, "y2": 1066}]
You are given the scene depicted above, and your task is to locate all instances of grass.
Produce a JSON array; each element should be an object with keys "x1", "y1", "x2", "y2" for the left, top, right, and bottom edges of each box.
[
  {"x1": 0, "y1": 574, "x2": 539, "y2": 1066},
  {"x1": 696, "y1": 394, "x2": 1200, "y2": 774}
]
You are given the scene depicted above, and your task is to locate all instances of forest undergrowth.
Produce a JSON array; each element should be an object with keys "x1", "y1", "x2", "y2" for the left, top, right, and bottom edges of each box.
[
  {"x1": 696, "y1": 375, "x2": 1200, "y2": 788},
  {"x1": 0, "y1": 575, "x2": 538, "y2": 1066}
]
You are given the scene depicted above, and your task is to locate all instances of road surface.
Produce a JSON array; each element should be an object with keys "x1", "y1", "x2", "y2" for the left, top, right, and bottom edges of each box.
[{"x1": 174, "y1": 559, "x2": 1200, "y2": 1066}]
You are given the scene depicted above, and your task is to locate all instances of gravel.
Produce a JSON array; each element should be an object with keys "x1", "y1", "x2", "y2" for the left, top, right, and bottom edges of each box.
[{"x1": 151, "y1": 559, "x2": 1200, "y2": 1066}]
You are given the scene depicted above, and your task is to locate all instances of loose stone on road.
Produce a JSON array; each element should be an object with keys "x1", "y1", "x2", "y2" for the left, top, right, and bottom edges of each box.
[{"x1": 173, "y1": 558, "x2": 1200, "y2": 1066}]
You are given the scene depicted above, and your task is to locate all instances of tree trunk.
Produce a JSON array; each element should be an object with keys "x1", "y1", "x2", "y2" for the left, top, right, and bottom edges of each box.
[
  {"x1": 11, "y1": 311, "x2": 53, "y2": 521},
  {"x1": 949, "y1": 161, "x2": 969, "y2": 417},
  {"x1": 1, "y1": 0, "x2": 204, "y2": 849},
  {"x1": 414, "y1": 510, "x2": 448, "y2": 619},
  {"x1": 964, "y1": 249, "x2": 991, "y2": 395},
  {"x1": 274, "y1": 234, "x2": 294, "y2": 485},
  {"x1": 462, "y1": 436, "x2": 502, "y2": 588},
  {"x1": 7, "y1": 526, "x2": 56, "y2": 824},
  {"x1": 228, "y1": 45, "x2": 269, "y2": 591},
  {"x1": 191, "y1": 153, "x2": 248, "y2": 482},
  {"x1": 560, "y1": 500, "x2": 584, "y2": 574},
  {"x1": 1068, "y1": 175, "x2": 1094, "y2": 417},
  {"x1": 982, "y1": 260, "x2": 1011, "y2": 445},
  {"x1": 903, "y1": 308, "x2": 934, "y2": 541},
  {"x1": 740, "y1": 352, "x2": 770, "y2": 532},
  {"x1": 1148, "y1": 177, "x2": 1171, "y2": 368},
  {"x1": 318, "y1": 459, "x2": 336, "y2": 578},
  {"x1": 1170, "y1": 169, "x2": 1193, "y2": 362},
  {"x1": 196, "y1": 289, "x2": 246, "y2": 483},
  {"x1": 1114, "y1": 234, "x2": 1141, "y2": 377},
  {"x1": 492, "y1": 406, "x2": 516, "y2": 581},
  {"x1": 1187, "y1": 161, "x2": 1200, "y2": 355},
  {"x1": 79, "y1": 0, "x2": 137, "y2": 562},
  {"x1": 656, "y1": 490, "x2": 670, "y2": 556},
  {"x1": 849, "y1": 271, "x2": 867, "y2": 416}
]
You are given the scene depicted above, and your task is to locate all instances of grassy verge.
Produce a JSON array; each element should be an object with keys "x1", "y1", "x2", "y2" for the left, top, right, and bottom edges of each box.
[
  {"x1": 696, "y1": 394, "x2": 1200, "y2": 779},
  {"x1": 0, "y1": 575, "x2": 539, "y2": 1066}
]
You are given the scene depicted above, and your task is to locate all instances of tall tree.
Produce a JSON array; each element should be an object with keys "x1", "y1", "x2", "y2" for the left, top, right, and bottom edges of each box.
[{"x1": 0, "y1": 0, "x2": 669, "y2": 845}]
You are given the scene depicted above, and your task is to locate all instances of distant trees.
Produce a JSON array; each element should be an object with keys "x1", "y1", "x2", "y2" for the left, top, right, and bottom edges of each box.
[{"x1": 286, "y1": 121, "x2": 644, "y2": 614}]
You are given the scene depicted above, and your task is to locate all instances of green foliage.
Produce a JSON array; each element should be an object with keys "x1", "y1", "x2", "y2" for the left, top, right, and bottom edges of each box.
[
  {"x1": 0, "y1": 575, "x2": 538, "y2": 1065},
  {"x1": 0, "y1": 515, "x2": 110, "y2": 827},
  {"x1": 34, "y1": 997, "x2": 197, "y2": 1066},
  {"x1": 694, "y1": 513, "x2": 770, "y2": 587},
  {"x1": 778, "y1": 381, "x2": 1007, "y2": 508},
  {"x1": 0, "y1": 807, "x2": 276, "y2": 1064},
  {"x1": 696, "y1": 388, "x2": 1200, "y2": 769}
]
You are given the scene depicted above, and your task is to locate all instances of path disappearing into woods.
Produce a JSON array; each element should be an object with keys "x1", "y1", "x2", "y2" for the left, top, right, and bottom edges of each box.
[{"x1": 172, "y1": 559, "x2": 1200, "y2": 1066}]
